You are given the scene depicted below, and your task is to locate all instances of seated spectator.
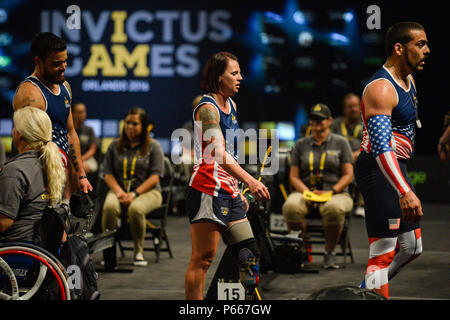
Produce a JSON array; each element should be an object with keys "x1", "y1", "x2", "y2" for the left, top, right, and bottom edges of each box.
[
  {"x1": 101, "y1": 107, "x2": 164, "y2": 266},
  {"x1": 330, "y1": 93, "x2": 365, "y2": 217},
  {"x1": 72, "y1": 101, "x2": 98, "y2": 174},
  {"x1": 0, "y1": 107, "x2": 65, "y2": 243},
  {"x1": 282, "y1": 103, "x2": 354, "y2": 269}
]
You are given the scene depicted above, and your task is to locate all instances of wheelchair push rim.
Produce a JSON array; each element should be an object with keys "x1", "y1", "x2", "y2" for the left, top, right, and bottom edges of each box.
[{"x1": 0, "y1": 243, "x2": 71, "y2": 300}]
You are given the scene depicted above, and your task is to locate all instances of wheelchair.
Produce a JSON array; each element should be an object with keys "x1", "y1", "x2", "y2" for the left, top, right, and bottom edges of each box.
[
  {"x1": 0, "y1": 192, "x2": 99, "y2": 300},
  {"x1": 0, "y1": 242, "x2": 71, "y2": 300}
]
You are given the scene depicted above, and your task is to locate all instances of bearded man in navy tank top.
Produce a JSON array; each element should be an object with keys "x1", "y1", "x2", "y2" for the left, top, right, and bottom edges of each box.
[
  {"x1": 355, "y1": 22, "x2": 430, "y2": 299},
  {"x1": 13, "y1": 32, "x2": 93, "y2": 205}
]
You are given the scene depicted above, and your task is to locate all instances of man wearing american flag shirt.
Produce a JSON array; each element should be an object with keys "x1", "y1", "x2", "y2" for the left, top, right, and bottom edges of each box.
[
  {"x1": 13, "y1": 33, "x2": 93, "y2": 205},
  {"x1": 354, "y1": 22, "x2": 430, "y2": 299}
]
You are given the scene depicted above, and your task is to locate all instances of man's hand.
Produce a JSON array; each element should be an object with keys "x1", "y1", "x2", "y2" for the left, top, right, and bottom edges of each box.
[
  {"x1": 399, "y1": 190, "x2": 423, "y2": 223},
  {"x1": 78, "y1": 177, "x2": 93, "y2": 194}
]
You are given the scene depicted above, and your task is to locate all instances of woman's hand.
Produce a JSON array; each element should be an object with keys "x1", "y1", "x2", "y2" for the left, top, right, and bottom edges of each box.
[
  {"x1": 247, "y1": 178, "x2": 270, "y2": 202},
  {"x1": 240, "y1": 193, "x2": 250, "y2": 212},
  {"x1": 116, "y1": 190, "x2": 130, "y2": 207},
  {"x1": 121, "y1": 193, "x2": 137, "y2": 207}
]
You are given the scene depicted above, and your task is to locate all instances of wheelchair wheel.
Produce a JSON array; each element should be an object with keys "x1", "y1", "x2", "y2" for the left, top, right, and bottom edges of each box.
[
  {"x1": 0, "y1": 256, "x2": 19, "y2": 300},
  {"x1": 0, "y1": 243, "x2": 71, "y2": 300}
]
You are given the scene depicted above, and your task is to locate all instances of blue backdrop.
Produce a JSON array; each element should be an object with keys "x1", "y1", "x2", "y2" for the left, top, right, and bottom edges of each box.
[{"x1": 0, "y1": 0, "x2": 447, "y2": 155}]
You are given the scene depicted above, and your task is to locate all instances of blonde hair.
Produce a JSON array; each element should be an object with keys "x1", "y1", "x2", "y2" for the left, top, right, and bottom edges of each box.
[{"x1": 13, "y1": 107, "x2": 66, "y2": 206}]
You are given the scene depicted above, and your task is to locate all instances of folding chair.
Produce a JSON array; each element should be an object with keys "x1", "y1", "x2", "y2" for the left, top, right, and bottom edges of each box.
[{"x1": 305, "y1": 206, "x2": 354, "y2": 266}]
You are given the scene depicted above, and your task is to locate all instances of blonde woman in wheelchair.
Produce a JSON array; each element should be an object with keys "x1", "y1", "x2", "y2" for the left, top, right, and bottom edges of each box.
[
  {"x1": 0, "y1": 106, "x2": 65, "y2": 244},
  {"x1": 0, "y1": 107, "x2": 70, "y2": 299}
]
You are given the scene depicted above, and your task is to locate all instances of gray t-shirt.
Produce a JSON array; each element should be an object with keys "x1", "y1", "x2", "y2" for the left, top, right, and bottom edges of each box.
[
  {"x1": 0, "y1": 150, "x2": 49, "y2": 243},
  {"x1": 330, "y1": 117, "x2": 363, "y2": 152},
  {"x1": 76, "y1": 124, "x2": 97, "y2": 156},
  {"x1": 103, "y1": 139, "x2": 164, "y2": 193},
  {"x1": 290, "y1": 133, "x2": 353, "y2": 192}
]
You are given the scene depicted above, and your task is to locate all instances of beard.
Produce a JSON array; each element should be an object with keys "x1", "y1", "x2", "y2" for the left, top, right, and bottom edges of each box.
[
  {"x1": 405, "y1": 48, "x2": 426, "y2": 74},
  {"x1": 42, "y1": 68, "x2": 66, "y2": 84}
]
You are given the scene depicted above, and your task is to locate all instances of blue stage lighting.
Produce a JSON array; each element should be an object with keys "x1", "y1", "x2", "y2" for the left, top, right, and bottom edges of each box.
[
  {"x1": 330, "y1": 32, "x2": 350, "y2": 45},
  {"x1": 264, "y1": 11, "x2": 283, "y2": 23},
  {"x1": 293, "y1": 11, "x2": 305, "y2": 24},
  {"x1": 343, "y1": 11, "x2": 354, "y2": 23}
]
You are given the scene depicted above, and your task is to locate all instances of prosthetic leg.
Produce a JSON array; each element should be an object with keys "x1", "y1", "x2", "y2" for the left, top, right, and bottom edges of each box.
[
  {"x1": 238, "y1": 247, "x2": 261, "y2": 300},
  {"x1": 205, "y1": 221, "x2": 262, "y2": 300}
]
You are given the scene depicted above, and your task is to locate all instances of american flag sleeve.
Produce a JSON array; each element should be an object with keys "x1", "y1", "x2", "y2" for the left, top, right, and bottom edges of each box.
[{"x1": 367, "y1": 115, "x2": 411, "y2": 196}]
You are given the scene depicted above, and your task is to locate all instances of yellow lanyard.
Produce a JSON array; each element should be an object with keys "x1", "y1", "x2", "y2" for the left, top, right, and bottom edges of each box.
[
  {"x1": 309, "y1": 151, "x2": 327, "y2": 173},
  {"x1": 123, "y1": 155, "x2": 138, "y2": 181},
  {"x1": 309, "y1": 151, "x2": 326, "y2": 189},
  {"x1": 341, "y1": 121, "x2": 361, "y2": 139},
  {"x1": 306, "y1": 126, "x2": 312, "y2": 136}
]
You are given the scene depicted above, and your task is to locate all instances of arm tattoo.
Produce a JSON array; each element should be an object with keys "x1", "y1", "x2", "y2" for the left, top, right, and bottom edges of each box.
[
  {"x1": 198, "y1": 106, "x2": 224, "y2": 161},
  {"x1": 198, "y1": 106, "x2": 221, "y2": 133},
  {"x1": 68, "y1": 144, "x2": 80, "y2": 172}
]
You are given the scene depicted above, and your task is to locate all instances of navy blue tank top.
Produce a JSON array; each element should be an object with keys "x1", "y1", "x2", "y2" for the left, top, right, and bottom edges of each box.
[
  {"x1": 189, "y1": 94, "x2": 242, "y2": 198},
  {"x1": 195, "y1": 95, "x2": 242, "y2": 161},
  {"x1": 361, "y1": 66, "x2": 419, "y2": 158},
  {"x1": 24, "y1": 76, "x2": 71, "y2": 157}
]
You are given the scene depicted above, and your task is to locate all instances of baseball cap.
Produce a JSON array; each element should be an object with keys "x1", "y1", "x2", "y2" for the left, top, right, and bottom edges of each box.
[{"x1": 309, "y1": 103, "x2": 332, "y2": 119}]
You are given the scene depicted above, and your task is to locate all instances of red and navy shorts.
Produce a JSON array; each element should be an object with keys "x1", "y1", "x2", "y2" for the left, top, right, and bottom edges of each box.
[{"x1": 185, "y1": 187, "x2": 247, "y2": 227}]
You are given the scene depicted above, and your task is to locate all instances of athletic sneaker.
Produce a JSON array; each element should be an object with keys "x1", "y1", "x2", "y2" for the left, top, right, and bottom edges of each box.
[
  {"x1": 323, "y1": 251, "x2": 340, "y2": 269},
  {"x1": 354, "y1": 206, "x2": 365, "y2": 218},
  {"x1": 133, "y1": 252, "x2": 148, "y2": 267}
]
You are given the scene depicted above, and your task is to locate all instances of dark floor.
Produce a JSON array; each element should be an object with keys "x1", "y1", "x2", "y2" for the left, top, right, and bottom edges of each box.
[{"x1": 91, "y1": 203, "x2": 450, "y2": 300}]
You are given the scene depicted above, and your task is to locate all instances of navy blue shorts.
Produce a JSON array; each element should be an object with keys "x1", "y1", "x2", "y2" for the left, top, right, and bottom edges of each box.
[
  {"x1": 185, "y1": 187, "x2": 247, "y2": 227},
  {"x1": 354, "y1": 151, "x2": 420, "y2": 238}
]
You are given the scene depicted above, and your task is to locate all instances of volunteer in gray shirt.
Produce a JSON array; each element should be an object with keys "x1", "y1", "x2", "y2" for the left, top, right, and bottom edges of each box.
[
  {"x1": 101, "y1": 107, "x2": 164, "y2": 266},
  {"x1": 282, "y1": 103, "x2": 354, "y2": 269},
  {"x1": 0, "y1": 107, "x2": 65, "y2": 243}
]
